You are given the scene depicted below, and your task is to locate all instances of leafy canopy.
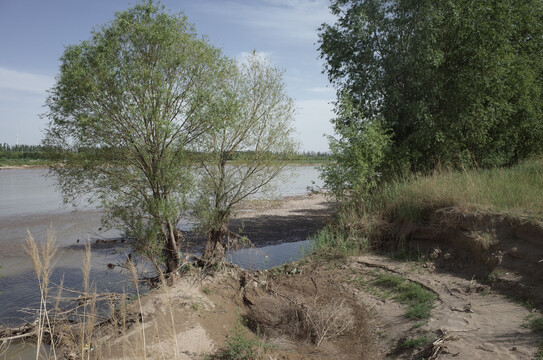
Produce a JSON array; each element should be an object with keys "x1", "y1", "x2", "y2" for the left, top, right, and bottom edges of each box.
[
  {"x1": 193, "y1": 52, "x2": 298, "y2": 260},
  {"x1": 44, "y1": 1, "x2": 231, "y2": 273},
  {"x1": 319, "y1": 0, "x2": 543, "y2": 195}
]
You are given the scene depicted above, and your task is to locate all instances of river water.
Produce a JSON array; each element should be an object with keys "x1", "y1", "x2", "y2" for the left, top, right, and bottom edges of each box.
[{"x1": 0, "y1": 166, "x2": 322, "y2": 326}]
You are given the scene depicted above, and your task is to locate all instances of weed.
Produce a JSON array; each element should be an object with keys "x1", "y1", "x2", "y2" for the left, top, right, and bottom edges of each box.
[
  {"x1": 390, "y1": 249, "x2": 428, "y2": 264},
  {"x1": 218, "y1": 313, "x2": 259, "y2": 360},
  {"x1": 372, "y1": 272, "x2": 436, "y2": 320},
  {"x1": 402, "y1": 334, "x2": 434, "y2": 349},
  {"x1": 25, "y1": 228, "x2": 59, "y2": 359},
  {"x1": 202, "y1": 287, "x2": 212, "y2": 295},
  {"x1": 312, "y1": 224, "x2": 368, "y2": 259},
  {"x1": 536, "y1": 342, "x2": 543, "y2": 360},
  {"x1": 510, "y1": 295, "x2": 536, "y2": 310},
  {"x1": 525, "y1": 315, "x2": 543, "y2": 333},
  {"x1": 412, "y1": 321, "x2": 428, "y2": 330}
]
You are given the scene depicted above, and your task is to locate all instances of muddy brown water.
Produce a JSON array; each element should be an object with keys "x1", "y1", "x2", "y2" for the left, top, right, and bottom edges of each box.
[{"x1": 0, "y1": 167, "x2": 322, "y2": 326}]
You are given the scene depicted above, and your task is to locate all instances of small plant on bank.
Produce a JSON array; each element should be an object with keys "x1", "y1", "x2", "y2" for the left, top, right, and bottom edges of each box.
[
  {"x1": 525, "y1": 315, "x2": 543, "y2": 333},
  {"x1": 373, "y1": 272, "x2": 436, "y2": 320},
  {"x1": 202, "y1": 287, "x2": 212, "y2": 295},
  {"x1": 312, "y1": 224, "x2": 369, "y2": 259},
  {"x1": 402, "y1": 334, "x2": 434, "y2": 349},
  {"x1": 213, "y1": 312, "x2": 261, "y2": 360},
  {"x1": 536, "y1": 343, "x2": 543, "y2": 360}
]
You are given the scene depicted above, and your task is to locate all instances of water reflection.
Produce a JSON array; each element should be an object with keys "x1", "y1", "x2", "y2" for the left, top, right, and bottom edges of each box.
[
  {"x1": 0, "y1": 166, "x2": 322, "y2": 325},
  {"x1": 227, "y1": 240, "x2": 313, "y2": 271},
  {"x1": 0, "y1": 342, "x2": 49, "y2": 360}
]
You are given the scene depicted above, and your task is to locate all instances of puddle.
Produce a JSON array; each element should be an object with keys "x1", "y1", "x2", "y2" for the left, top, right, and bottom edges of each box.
[
  {"x1": 1, "y1": 240, "x2": 313, "y2": 358},
  {"x1": 0, "y1": 342, "x2": 49, "y2": 360},
  {"x1": 227, "y1": 240, "x2": 313, "y2": 271}
]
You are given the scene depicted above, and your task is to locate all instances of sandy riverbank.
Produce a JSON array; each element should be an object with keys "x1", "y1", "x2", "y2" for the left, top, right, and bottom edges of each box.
[
  {"x1": 3, "y1": 194, "x2": 542, "y2": 359},
  {"x1": 181, "y1": 193, "x2": 336, "y2": 254}
]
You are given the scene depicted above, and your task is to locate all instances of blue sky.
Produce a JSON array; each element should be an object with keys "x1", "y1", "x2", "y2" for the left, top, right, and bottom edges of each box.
[{"x1": 0, "y1": 0, "x2": 336, "y2": 152}]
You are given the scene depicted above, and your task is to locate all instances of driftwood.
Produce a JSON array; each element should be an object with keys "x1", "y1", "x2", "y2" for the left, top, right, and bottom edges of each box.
[
  {"x1": 0, "y1": 289, "x2": 129, "y2": 357},
  {"x1": 0, "y1": 322, "x2": 36, "y2": 342}
]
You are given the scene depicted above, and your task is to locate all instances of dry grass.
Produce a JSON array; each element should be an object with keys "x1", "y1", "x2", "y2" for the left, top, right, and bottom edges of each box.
[
  {"x1": 246, "y1": 291, "x2": 354, "y2": 348},
  {"x1": 3, "y1": 229, "x2": 193, "y2": 360},
  {"x1": 314, "y1": 157, "x2": 543, "y2": 256},
  {"x1": 302, "y1": 298, "x2": 354, "y2": 347},
  {"x1": 373, "y1": 157, "x2": 543, "y2": 221},
  {"x1": 24, "y1": 228, "x2": 58, "y2": 359}
]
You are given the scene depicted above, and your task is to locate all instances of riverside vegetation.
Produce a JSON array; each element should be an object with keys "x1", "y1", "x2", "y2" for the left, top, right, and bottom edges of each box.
[
  {"x1": 2, "y1": 160, "x2": 543, "y2": 359},
  {"x1": 3, "y1": 0, "x2": 543, "y2": 358}
]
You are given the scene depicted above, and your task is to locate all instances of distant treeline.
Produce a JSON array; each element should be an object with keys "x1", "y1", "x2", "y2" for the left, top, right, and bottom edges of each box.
[
  {"x1": 0, "y1": 144, "x2": 55, "y2": 160},
  {"x1": 0, "y1": 144, "x2": 330, "y2": 163}
]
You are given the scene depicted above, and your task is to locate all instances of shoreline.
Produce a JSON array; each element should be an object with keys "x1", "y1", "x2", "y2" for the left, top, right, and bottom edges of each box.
[
  {"x1": 0, "y1": 164, "x2": 50, "y2": 170},
  {"x1": 0, "y1": 192, "x2": 337, "y2": 357},
  {"x1": 0, "y1": 162, "x2": 326, "y2": 171},
  {"x1": 181, "y1": 193, "x2": 335, "y2": 254}
]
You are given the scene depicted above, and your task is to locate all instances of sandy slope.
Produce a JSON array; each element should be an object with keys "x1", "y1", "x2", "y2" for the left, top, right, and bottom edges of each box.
[
  {"x1": 351, "y1": 255, "x2": 541, "y2": 359},
  {"x1": 4, "y1": 193, "x2": 541, "y2": 359}
]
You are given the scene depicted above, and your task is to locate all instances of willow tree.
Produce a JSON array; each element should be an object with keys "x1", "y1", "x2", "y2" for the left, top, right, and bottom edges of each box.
[
  {"x1": 193, "y1": 53, "x2": 298, "y2": 262},
  {"x1": 43, "y1": 1, "x2": 229, "y2": 274}
]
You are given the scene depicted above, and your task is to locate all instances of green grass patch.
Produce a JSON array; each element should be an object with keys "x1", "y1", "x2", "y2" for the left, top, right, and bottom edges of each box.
[
  {"x1": 311, "y1": 225, "x2": 368, "y2": 259},
  {"x1": 536, "y1": 343, "x2": 543, "y2": 360},
  {"x1": 209, "y1": 312, "x2": 271, "y2": 360},
  {"x1": 373, "y1": 272, "x2": 436, "y2": 320},
  {"x1": 402, "y1": 334, "x2": 434, "y2": 349},
  {"x1": 526, "y1": 316, "x2": 543, "y2": 333},
  {"x1": 371, "y1": 157, "x2": 543, "y2": 222},
  {"x1": 0, "y1": 158, "x2": 53, "y2": 167},
  {"x1": 314, "y1": 158, "x2": 543, "y2": 259}
]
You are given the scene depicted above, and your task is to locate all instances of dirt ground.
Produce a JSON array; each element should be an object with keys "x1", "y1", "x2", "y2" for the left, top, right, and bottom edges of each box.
[
  {"x1": 88, "y1": 255, "x2": 542, "y2": 359},
  {"x1": 83, "y1": 195, "x2": 543, "y2": 359},
  {"x1": 4, "y1": 194, "x2": 541, "y2": 359},
  {"x1": 182, "y1": 193, "x2": 336, "y2": 253}
]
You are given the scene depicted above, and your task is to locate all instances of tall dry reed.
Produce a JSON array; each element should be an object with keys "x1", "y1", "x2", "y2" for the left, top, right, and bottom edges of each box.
[{"x1": 25, "y1": 228, "x2": 58, "y2": 360}]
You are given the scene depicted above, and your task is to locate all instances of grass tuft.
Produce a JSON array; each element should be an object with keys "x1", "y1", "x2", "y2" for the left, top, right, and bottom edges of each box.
[
  {"x1": 373, "y1": 157, "x2": 543, "y2": 222},
  {"x1": 401, "y1": 334, "x2": 434, "y2": 349},
  {"x1": 211, "y1": 312, "x2": 264, "y2": 360},
  {"x1": 526, "y1": 316, "x2": 543, "y2": 333},
  {"x1": 373, "y1": 272, "x2": 436, "y2": 320},
  {"x1": 313, "y1": 157, "x2": 543, "y2": 258}
]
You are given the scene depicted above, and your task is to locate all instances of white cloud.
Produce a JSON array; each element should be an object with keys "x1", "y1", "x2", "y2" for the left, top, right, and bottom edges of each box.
[
  {"x1": 294, "y1": 99, "x2": 334, "y2": 152},
  {"x1": 0, "y1": 67, "x2": 53, "y2": 94},
  {"x1": 0, "y1": 68, "x2": 52, "y2": 145},
  {"x1": 309, "y1": 86, "x2": 333, "y2": 94},
  {"x1": 196, "y1": 0, "x2": 334, "y2": 43}
]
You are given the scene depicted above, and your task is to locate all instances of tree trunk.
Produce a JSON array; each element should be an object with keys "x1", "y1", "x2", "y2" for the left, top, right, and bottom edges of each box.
[
  {"x1": 164, "y1": 222, "x2": 182, "y2": 274},
  {"x1": 203, "y1": 223, "x2": 229, "y2": 263}
]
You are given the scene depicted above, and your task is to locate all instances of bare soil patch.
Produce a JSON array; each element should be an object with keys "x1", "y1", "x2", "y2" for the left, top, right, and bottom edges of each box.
[
  {"x1": 3, "y1": 197, "x2": 542, "y2": 359},
  {"x1": 182, "y1": 193, "x2": 336, "y2": 253}
]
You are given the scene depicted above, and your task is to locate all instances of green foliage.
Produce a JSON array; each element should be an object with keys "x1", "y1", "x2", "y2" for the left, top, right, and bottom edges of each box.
[
  {"x1": 319, "y1": 0, "x2": 543, "y2": 188},
  {"x1": 193, "y1": 52, "x2": 298, "y2": 261},
  {"x1": 214, "y1": 313, "x2": 260, "y2": 360},
  {"x1": 373, "y1": 272, "x2": 436, "y2": 319},
  {"x1": 402, "y1": 334, "x2": 434, "y2": 349},
  {"x1": 526, "y1": 316, "x2": 543, "y2": 333},
  {"x1": 320, "y1": 95, "x2": 391, "y2": 197},
  {"x1": 43, "y1": 0, "x2": 230, "y2": 273},
  {"x1": 0, "y1": 144, "x2": 53, "y2": 162},
  {"x1": 289, "y1": 151, "x2": 332, "y2": 164}
]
